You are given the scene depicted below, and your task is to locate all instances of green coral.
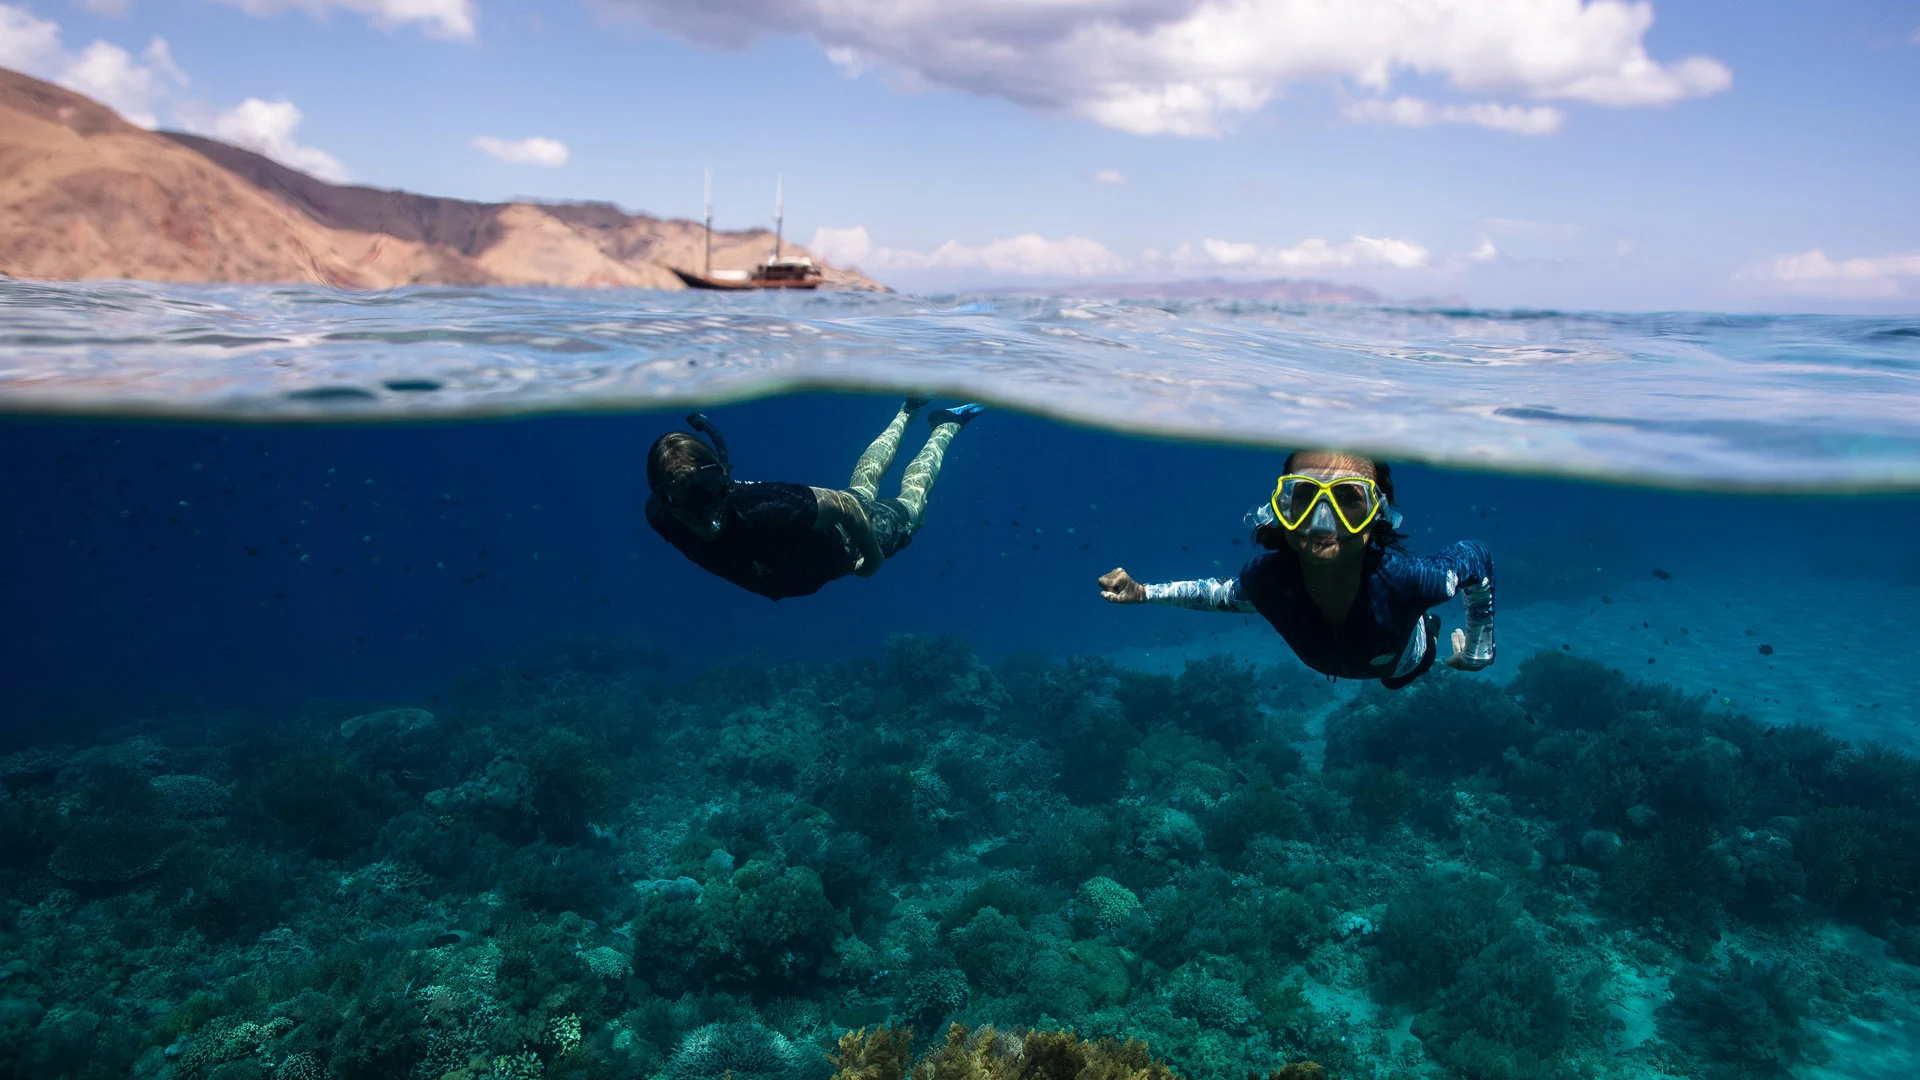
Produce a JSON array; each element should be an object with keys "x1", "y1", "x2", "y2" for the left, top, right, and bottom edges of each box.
[{"x1": 1075, "y1": 876, "x2": 1141, "y2": 934}]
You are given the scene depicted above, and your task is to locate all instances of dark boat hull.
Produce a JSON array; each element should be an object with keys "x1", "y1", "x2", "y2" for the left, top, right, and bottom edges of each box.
[{"x1": 672, "y1": 268, "x2": 823, "y2": 291}]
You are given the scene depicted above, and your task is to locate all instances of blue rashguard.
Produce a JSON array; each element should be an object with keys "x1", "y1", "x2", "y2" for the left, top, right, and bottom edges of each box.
[{"x1": 1142, "y1": 541, "x2": 1495, "y2": 687}]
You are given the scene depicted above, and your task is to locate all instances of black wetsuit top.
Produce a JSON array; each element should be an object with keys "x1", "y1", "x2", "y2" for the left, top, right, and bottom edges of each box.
[
  {"x1": 645, "y1": 481, "x2": 854, "y2": 600},
  {"x1": 1238, "y1": 540, "x2": 1495, "y2": 681}
]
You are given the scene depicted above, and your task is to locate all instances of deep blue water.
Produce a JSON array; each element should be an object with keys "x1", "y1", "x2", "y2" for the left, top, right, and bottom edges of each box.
[{"x1": 6, "y1": 396, "x2": 1919, "y2": 728}]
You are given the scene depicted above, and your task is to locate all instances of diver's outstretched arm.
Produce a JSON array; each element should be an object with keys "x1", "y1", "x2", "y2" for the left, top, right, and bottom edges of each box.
[
  {"x1": 1406, "y1": 540, "x2": 1494, "y2": 670},
  {"x1": 1100, "y1": 567, "x2": 1256, "y2": 612}
]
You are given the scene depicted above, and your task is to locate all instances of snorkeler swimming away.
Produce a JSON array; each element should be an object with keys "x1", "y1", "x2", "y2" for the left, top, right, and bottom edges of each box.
[
  {"x1": 645, "y1": 399, "x2": 982, "y2": 600},
  {"x1": 1099, "y1": 451, "x2": 1494, "y2": 689}
]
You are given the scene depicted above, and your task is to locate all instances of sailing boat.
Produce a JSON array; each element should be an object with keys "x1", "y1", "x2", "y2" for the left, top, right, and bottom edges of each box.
[{"x1": 673, "y1": 171, "x2": 825, "y2": 290}]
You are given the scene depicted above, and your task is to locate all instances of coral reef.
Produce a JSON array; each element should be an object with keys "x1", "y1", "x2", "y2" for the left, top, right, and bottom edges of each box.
[{"x1": 0, "y1": 638, "x2": 1914, "y2": 1080}]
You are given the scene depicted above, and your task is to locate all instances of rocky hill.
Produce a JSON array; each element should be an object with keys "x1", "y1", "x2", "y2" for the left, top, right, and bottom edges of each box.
[{"x1": 0, "y1": 67, "x2": 883, "y2": 291}]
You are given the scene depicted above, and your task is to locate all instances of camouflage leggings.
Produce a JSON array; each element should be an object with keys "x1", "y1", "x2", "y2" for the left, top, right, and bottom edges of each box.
[{"x1": 846, "y1": 401, "x2": 963, "y2": 529}]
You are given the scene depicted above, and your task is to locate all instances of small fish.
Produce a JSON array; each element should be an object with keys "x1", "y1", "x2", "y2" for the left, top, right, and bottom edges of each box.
[
  {"x1": 1077, "y1": 543, "x2": 1090, "y2": 550},
  {"x1": 1758, "y1": 644, "x2": 1775, "y2": 656},
  {"x1": 1601, "y1": 595, "x2": 1613, "y2": 604},
  {"x1": 1652, "y1": 569, "x2": 1671, "y2": 580}
]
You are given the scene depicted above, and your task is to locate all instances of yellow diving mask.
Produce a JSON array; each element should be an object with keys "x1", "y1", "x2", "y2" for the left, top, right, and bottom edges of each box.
[{"x1": 1270, "y1": 474, "x2": 1391, "y2": 534}]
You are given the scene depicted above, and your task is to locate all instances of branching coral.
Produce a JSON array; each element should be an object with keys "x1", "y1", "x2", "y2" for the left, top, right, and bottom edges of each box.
[
  {"x1": 1661, "y1": 954, "x2": 1826, "y2": 1077},
  {"x1": 667, "y1": 1020, "x2": 811, "y2": 1080}
]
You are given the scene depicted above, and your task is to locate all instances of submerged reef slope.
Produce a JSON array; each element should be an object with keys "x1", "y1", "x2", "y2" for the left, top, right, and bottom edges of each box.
[{"x1": 1, "y1": 638, "x2": 1917, "y2": 1079}]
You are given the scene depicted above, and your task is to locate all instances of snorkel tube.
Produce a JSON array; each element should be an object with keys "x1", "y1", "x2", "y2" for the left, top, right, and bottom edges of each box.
[
  {"x1": 685, "y1": 412, "x2": 732, "y2": 476},
  {"x1": 681, "y1": 412, "x2": 734, "y2": 533}
]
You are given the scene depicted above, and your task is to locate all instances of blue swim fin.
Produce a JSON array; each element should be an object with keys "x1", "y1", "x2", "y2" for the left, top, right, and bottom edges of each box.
[{"x1": 929, "y1": 403, "x2": 985, "y2": 428}]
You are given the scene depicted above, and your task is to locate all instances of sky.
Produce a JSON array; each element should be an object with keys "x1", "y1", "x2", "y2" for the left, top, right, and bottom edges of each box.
[{"x1": 0, "y1": 0, "x2": 1916, "y2": 311}]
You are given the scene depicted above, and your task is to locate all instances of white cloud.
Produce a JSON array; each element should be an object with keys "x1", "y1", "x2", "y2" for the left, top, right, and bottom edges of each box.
[
  {"x1": 0, "y1": 4, "x2": 185, "y2": 127},
  {"x1": 1465, "y1": 236, "x2": 1499, "y2": 262},
  {"x1": 811, "y1": 226, "x2": 1131, "y2": 277},
  {"x1": 1343, "y1": 96, "x2": 1563, "y2": 136},
  {"x1": 1194, "y1": 234, "x2": 1431, "y2": 271},
  {"x1": 219, "y1": 0, "x2": 476, "y2": 40},
  {"x1": 1736, "y1": 249, "x2": 1920, "y2": 299},
  {"x1": 472, "y1": 134, "x2": 570, "y2": 167},
  {"x1": 2, "y1": 6, "x2": 350, "y2": 178},
  {"x1": 599, "y1": 0, "x2": 1730, "y2": 137},
  {"x1": 1093, "y1": 169, "x2": 1129, "y2": 186},
  {"x1": 824, "y1": 45, "x2": 865, "y2": 77},
  {"x1": 809, "y1": 225, "x2": 873, "y2": 268},
  {"x1": 201, "y1": 98, "x2": 350, "y2": 182}
]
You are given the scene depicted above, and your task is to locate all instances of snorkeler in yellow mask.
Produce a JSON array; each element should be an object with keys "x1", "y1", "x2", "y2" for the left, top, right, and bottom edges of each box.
[{"x1": 1098, "y1": 450, "x2": 1494, "y2": 688}]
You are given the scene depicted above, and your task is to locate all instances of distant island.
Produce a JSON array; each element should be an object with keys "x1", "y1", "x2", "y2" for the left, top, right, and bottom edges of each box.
[{"x1": 0, "y1": 67, "x2": 884, "y2": 292}]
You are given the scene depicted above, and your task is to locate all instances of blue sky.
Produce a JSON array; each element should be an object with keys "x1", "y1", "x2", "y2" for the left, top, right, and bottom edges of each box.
[{"x1": 1, "y1": 0, "x2": 1916, "y2": 311}]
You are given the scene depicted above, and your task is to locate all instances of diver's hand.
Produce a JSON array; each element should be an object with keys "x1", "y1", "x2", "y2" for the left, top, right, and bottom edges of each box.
[
  {"x1": 852, "y1": 543, "x2": 884, "y2": 577},
  {"x1": 1099, "y1": 568, "x2": 1147, "y2": 604},
  {"x1": 1444, "y1": 627, "x2": 1491, "y2": 671}
]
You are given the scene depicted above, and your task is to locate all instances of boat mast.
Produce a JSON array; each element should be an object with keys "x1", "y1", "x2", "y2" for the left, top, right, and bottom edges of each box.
[
  {"x1": 702, "y1": 164, "x2": 713, "y2": 277},
  {"x1": 773, "y1": 172, "x2": 784, "y2": 262}
]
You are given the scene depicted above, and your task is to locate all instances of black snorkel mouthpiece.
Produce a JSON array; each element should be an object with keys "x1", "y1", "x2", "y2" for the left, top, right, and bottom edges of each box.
[{"x1": 685, "y1": 412, "x2": 732, "y2": 475}]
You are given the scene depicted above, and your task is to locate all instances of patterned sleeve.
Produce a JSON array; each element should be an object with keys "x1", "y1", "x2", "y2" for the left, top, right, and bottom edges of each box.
[
  {"x1": 1141, "y1": 577, "x2": 1258, "y2": 613},
  {"x1": 1397, "y1": 540, "x2": 1495, "y2": 666}
]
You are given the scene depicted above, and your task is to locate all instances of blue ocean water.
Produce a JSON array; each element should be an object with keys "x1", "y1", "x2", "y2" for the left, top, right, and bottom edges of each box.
[{"x1": 2, "y1": 280, "x2": 1919, "y2": 1080}]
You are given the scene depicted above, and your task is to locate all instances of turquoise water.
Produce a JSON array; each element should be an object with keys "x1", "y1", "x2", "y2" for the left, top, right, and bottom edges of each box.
[{"x1": 1, "y1": 281, "x2": 1918, "y2": 1080}]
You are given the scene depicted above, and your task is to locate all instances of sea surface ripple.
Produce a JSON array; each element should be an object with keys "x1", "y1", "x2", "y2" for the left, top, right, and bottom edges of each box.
[{"x1": 1, "y1": 279, "x2": 1916, "y2": 490}]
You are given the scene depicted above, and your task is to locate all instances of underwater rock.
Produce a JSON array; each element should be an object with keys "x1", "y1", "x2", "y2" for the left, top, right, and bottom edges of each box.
[
  {"x1": 1143, "y1": 807, "x2": 1205, "y2": 861},
  {"x1": 1581, "y1": 828, "x2": 1624, "y2": 863},
  {"x1": 338, "y1": 706, "x2": 434, "y2": 741},
  {"x1": 633, "y1": 875, "x2": 701, "y2": 900},
  {"x1": 1332, "y1": 911, "x2": 1376, "y2": 938},
  {"x1": 1066, "y1": 939, "x2": 1135, "y2": 1007},
  {"x1": 1625, "y1": 802, "x2": 1660, "y2": 832}
]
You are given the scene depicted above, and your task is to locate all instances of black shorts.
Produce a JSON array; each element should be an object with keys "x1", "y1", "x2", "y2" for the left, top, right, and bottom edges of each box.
[{"x1": 857, "y1": 495, "x2": 915, "y2": 559}]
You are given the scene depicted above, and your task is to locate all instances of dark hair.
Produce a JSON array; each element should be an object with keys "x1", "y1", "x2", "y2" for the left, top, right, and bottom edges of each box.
[
  {"x1": 1273, "y1": 450, "x2": 1407, "y2": 551},
  {"x1": 646, "y1": 431, "x2": 718, "y2": 492}
]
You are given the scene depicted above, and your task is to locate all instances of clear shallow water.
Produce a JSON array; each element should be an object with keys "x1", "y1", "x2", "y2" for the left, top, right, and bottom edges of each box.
[{"x1": 2, "y1": 280, "x2": 1917, "y2": 490}]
